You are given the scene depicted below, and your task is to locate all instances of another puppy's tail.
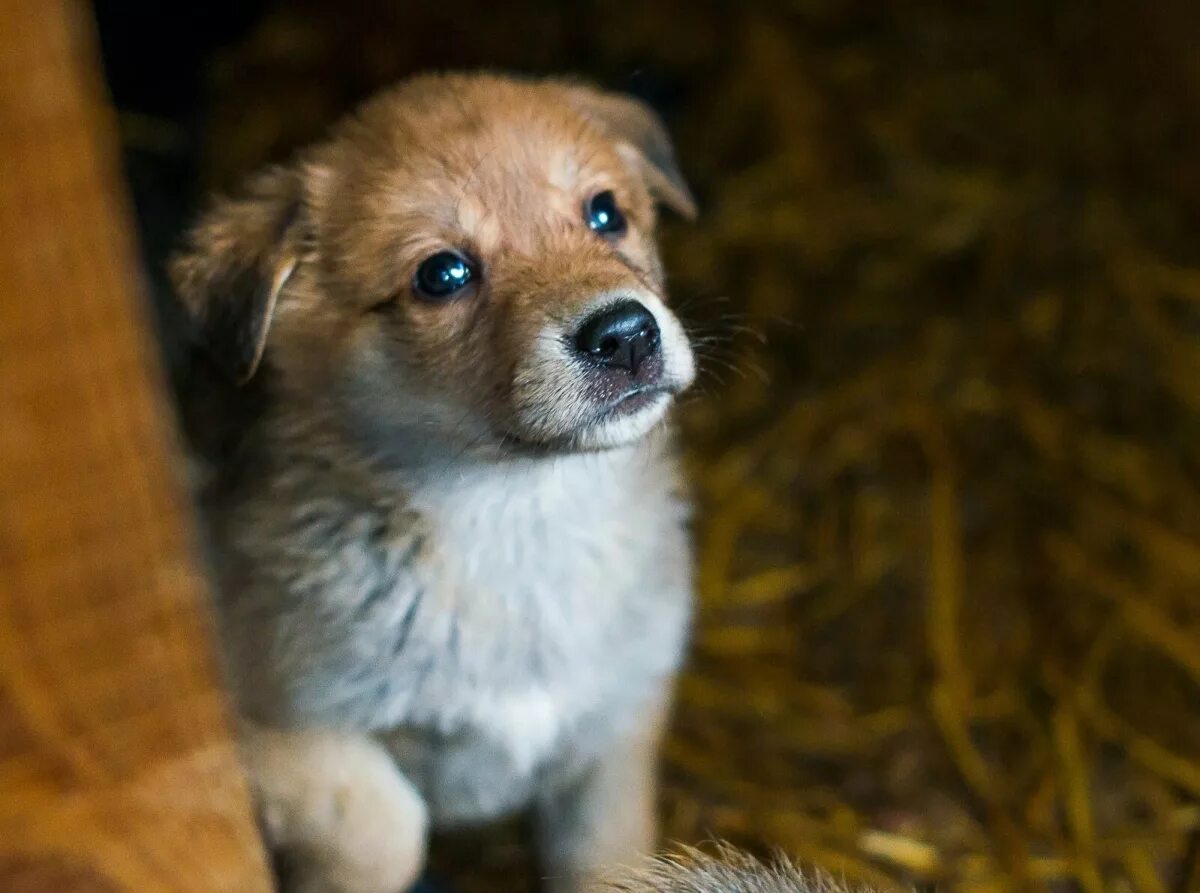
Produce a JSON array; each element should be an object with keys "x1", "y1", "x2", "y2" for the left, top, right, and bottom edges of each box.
[{"x1": 593, "y1": 843, "x2": 880, "y2": 893}]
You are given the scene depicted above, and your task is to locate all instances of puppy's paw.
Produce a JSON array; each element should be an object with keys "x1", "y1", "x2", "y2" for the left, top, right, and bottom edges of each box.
[{"x1": 246, "y1": 727, "x2": 428, "y2": 893}]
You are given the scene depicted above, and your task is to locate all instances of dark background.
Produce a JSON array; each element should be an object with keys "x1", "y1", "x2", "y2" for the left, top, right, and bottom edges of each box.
[{"x1": 93, "y1": 2, "x2": 1200, "y2": 890}]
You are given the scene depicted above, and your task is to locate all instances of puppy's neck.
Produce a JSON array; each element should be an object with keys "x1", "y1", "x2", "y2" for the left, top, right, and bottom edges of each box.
[
  {"x1": 262, "y1": 397, "x2": 669, "y2": 509},
  {"x1": 401, "y1": 441, "x2": 647, "y2": 500}
]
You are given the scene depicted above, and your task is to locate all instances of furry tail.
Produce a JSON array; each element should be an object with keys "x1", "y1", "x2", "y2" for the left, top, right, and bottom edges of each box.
[{"x1": 593, "y1": 844, "x2": 877, "y2": 892}]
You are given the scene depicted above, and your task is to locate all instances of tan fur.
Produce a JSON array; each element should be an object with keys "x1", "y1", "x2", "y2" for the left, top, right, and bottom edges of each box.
[
  {"x1": 173, "y1": 74, "x2": 693, "y2": 433},
  {"x1": 242, "y1": 726, "x2": 428, "y2": 893}
]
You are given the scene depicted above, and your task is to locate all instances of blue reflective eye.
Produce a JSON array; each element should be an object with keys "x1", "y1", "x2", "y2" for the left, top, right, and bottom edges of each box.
[
  {"x1": 585, "y1": 190, "x2": 627, "y2": 236},
  {"x1": 414, "y1": 251, "x2": 475, "y2": 300}
]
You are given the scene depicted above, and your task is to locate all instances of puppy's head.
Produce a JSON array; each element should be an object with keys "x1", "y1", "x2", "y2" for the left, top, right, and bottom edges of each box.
[{"x1": 172, "y1": 74, "x2": 696, "y2": 461}]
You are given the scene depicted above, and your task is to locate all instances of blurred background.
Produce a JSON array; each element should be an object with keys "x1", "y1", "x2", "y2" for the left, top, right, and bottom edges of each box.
[{"x1": 92, "y1": 1, "x2": 1200, "y2": 890}]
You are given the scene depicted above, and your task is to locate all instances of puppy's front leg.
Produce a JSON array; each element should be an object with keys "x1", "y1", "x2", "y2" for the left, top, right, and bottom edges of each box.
[
  {"x1": 241, "y1": 725, "x2": 428, "y2": 893},
  {"x1": 535, "y1": 693, "x2": 668, "y2": 893}
]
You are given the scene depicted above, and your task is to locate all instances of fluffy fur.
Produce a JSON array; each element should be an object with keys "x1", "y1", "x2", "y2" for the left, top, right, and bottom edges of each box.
[
  {"x1": 172, "y1": 73, "x2": 697, "y2": 893},
  {"x1": 596, "y1": 847, "x2": 870, "y2": 893}
]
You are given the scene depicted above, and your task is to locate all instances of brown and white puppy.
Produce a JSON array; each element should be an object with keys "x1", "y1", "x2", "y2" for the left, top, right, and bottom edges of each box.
[{"x1": 172, "y1": 73, "x2": 697, "y2": 893}]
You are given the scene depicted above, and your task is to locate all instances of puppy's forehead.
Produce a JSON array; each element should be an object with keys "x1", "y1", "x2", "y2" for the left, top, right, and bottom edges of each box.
[
  {"x1": 410, "y1": 121, "x2": 613, "y2": 231},
  {"x1": 344, "y1": 89, "x2": 628, "y2": 254}
]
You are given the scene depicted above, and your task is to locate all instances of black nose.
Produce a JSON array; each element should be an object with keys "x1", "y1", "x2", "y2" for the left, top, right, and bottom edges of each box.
[{"x1": 573, "y1": 300, "x2": 661, "y2": 374}]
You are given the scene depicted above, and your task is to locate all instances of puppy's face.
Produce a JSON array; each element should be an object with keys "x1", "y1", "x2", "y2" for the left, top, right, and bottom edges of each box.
[{"x1": 173, "y1": 75, "x2": 697, "y2": 461}]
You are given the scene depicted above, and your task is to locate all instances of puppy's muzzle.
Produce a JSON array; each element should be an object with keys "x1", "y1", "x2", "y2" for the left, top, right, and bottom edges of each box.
[
  {"x1": 573, "y1": 299, "x2": 663, "y2": 383},
  {"x1": 510, "y1": 285, "x2": 692, "y2": 449}
]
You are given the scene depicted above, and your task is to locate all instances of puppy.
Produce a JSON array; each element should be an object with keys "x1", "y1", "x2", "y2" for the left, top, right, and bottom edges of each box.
[{"x1": 171, "y1": 73, "x2": 697, "y2": 893}]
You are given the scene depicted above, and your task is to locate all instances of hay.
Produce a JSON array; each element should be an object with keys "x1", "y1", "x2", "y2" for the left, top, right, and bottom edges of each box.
[{"x1": 192, "y1": 2, "x2": 1200, "y2": 889}]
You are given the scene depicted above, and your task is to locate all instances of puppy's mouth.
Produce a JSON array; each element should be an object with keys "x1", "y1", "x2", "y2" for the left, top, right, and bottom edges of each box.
[
  {"x1": 501, "y1": 385, "x2": 677, "y2": 456},
  {"x1": 599, "y1": 385, "x2": 671, "y2": 419}
]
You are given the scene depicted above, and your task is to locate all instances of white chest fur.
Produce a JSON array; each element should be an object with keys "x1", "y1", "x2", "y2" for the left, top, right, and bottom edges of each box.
[{"x1": 397, "y1": 444, "x2": 690, "y2": 767}]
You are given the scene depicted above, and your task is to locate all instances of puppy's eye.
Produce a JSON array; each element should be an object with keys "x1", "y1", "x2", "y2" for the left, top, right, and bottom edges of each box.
[
  {"x1": 584, "y1": 190, "x2": 627, "y2": 236},
  {"x1": 414, "y1": 251, "x2": 475, "y2": 300}
]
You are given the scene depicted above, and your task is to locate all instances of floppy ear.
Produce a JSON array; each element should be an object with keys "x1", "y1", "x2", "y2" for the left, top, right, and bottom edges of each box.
[
  {"x1": 170, "y1": 166, "x2": 304, "y2": 384},
  {"x1": 564, "y1": 85, "x2": 697, "y2": 220}
]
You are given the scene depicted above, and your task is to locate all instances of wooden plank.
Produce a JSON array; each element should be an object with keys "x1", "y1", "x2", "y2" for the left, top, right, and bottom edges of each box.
[{"x1": 0, "y1": 2, "x2": 274, "y2": 890}]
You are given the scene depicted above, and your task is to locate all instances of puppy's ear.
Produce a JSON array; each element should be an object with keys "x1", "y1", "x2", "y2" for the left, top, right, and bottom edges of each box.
[
  {"x1": 170, "y1": 166, "x2": 305, "y2": 384},
  {"x1": 565, "y1": 85, "x2": 697, "y2": 220}
]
